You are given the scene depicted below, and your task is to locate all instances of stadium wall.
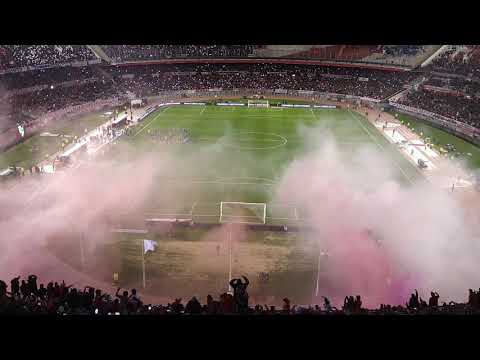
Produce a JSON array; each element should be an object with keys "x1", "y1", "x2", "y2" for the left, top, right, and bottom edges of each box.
[{"x1": 144, "y1": 89, "x2": 380, "y2": 107}]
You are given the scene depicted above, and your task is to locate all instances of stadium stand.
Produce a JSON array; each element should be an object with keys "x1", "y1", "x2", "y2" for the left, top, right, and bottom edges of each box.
[
  {"x1": 286, "y1": 45, "x2": 379, "y2": 61},
  {"x1": 101, "y1": 45, "x2": 257, "y2": 62},
  {"x1": 0, "y1": 61, "x2": 420, "y2": 144},
  {"x1": 0, "y1": 45, "x2": 96, "y2": 70},
  {"x1": 104, "y1": 63, "x2": 418, "y2": 99},
  {"x1": 427, "y1": 45, "x2": 480, "y2": 77},
  {"x1": 98, "y1": 45, "x2": 437, "y2": 69},
  {"x1": 3, "y1": 46, "x2": 480, "y2": 316},
  {"x1": 1, "y1": 275, "x2": 479, "y2": 315},
  {"x1": 1, "y1": 46, "x2": 480, "y2": 154},
  {"x1": 398, "y1": 88, "x2": 480, "y2": 128},
  {"x1": 396, "y1": 45, "x2": 480, "y2": 128}
]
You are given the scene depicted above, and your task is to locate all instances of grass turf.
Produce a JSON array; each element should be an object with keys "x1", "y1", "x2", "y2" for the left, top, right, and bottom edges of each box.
[
  {"x1": 12, "y1": 103, "x2": 478, "y2": 303},
  {"x1": 390, "y1": 112, "x2": 480, "y2": 169},
  {"x1": 0, "y1": 111, "x2": 113, "y2": 170},
  {"x1": 58, "y1": 104, "x2": 430, "y2": 302}
]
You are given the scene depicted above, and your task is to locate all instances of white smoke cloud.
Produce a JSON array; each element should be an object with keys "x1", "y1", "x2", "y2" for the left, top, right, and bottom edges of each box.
[
  {"x1": 1, "y1": 117, "x2": 479, "y2": 309},
  {"x1": 273, "y1": 128, "x2": 480, "y2": 307}
]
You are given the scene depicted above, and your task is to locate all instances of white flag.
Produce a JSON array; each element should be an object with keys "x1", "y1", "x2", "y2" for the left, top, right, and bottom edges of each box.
[
  {"x1": 18, "y1": 125, "x2": 25, "y2": 138},
  {"x1": 143, "y1": 239, "x2": 157, "y2": 254}
]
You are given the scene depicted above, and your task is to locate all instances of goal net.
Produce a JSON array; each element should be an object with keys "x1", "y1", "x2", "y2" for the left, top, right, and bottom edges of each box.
[
  {"x1": 220, "y1": 202, "x2": 267, "y2": 224},
  {"x1": 247, "y1": 100, "x2": 269, "y2": 108}
]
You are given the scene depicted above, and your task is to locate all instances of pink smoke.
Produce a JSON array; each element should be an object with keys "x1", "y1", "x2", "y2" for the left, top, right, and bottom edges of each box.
[{"x1": 274, "y1": 133, "x2": 480, "y2": 308}]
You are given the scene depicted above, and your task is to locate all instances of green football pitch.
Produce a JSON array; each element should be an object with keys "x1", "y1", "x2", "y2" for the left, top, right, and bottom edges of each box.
[
  {"x1": 114, "y1": 104, "x2": 423, "y2": 197},
  {"x1": 7, "y1": 102, "x2": 480, "y2": 304},
  {"x1": 52, "y1": 103, "x2": 433, "y2": 303},
  {"x1": 0, "y1": 111, "x2": 112, "y2": 170}
]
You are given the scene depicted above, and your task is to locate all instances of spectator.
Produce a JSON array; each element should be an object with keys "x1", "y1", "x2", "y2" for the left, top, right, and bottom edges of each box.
[
  {"x1": 429, "y1": 292, "x2": 440, "y2": 307},
  {"x1": 20, "y1": 280, "x2": 29, "y2": 298},
  {"x1": 229, "y1": 275, "x2": 250, "y2": 314},
  {"x1": 2, "y1": 274, "x2": 480, "y2": 315},
  {"x1": 185, "y1": 296, "x2": 202, "y2": 314},
  {"x1": 171, "y1": 298, "x2": 184, "y2": 314},
  {"x1": 323, "y1": 296, "x2": 332, "y2": 312},
  {"x1": 282, "y1": 298, "x2": 291, "y2": 313},
  {"x1": 38, "y1": 284, "x2": 47, "y2": 299},
  {"x1": 10, "y1": 276, "x2": 20, "y2": 296},
  {"x1": 408, "y1": 289, "x2": 420, "y2": 309},
  {"x1": 27, "y1": 274, "x2": 38, "y2": 295}
]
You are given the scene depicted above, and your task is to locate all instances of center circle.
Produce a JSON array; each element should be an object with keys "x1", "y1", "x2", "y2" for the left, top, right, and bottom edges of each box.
[{"x1": 222, "y1": 131, "x2": 288, "y2": 150}]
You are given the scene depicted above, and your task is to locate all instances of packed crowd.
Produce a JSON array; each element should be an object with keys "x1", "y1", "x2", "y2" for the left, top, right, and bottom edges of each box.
[
  {"x1": 106, "y1": 62, "x2": 418, "y2": 100},
  {"x1": 398, "y1": 88, "x2": 480, "y2": 128},
  {"x1": 424, "y1": 76, "x2": 480, "y2": 96},
  {"x1": 8, "y1": 81, "x2": 122, "y2": 115},
  {"x1": 0, "y1": 66, "x2": 99, "y2": 91},
  {"x1": 0, "y1": 45, "x2": 96, "y2": 71},
  {"x1": 3, "y1": 57, "x2": 480, "y2": 145},
  {"x1": 2, "y1": 274, "x2": 480, "y2": 315},
  {"x1": 0, "y1": 62, "x2": 419, "y2": 135},
  {"x1": 381, "y1": 45, "x2": 425, "y2": 57},
  {"x1": 428, "y1": 46, "x2": 480, "y2": 77},
  {"x1": 102, "y1": 45, "x2": 257, "y2": 62}
]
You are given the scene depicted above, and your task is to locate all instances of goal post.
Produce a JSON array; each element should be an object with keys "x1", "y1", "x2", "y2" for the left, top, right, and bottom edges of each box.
[
  {"x1": 220, "y1": 202, "x2": 267, "y2": 224},
  {"x1": 247, "y1": 100, "x2": 269, "y2": 108}
]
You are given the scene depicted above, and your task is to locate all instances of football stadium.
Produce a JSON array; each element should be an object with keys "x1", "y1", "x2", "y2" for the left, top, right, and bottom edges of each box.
[{"x1": 1, "y1": 45, "x2": 480, "y2": 315}]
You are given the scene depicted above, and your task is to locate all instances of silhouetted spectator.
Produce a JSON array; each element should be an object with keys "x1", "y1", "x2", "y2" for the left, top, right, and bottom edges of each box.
[
  {"x1": 219, "y1": 292, "x2": 234, "y2": 314},
  {"x1": 128, "y1": 288, "x2": 142, "y2": 311},
  {"x1": 185, "y1": 296, "x2": 202, "y2": 314},
  {"x1": 354, "y1": 295, "x2": 362, "y2": 313},
  {"x1": 38, "y1": 284, "x2": 47, "y2": 299},
  {"x1": 27, "y1": 275, "x2": 38, "y2": 295},
  {"x1": 0, "y1": 280, "x2": 7, "y2": 297},
  {"x1": 408, "y1": 289, "x2": 420, "y2": 309},
  {"x1": 171, "y1": 298, "x2": 184, "y2": 314},
  {"x1": 10, "y1": 276, "x2": 20, "y2": 296},
  {"x1": 429, "y1": 292, "x2": 440, "y2": 307},
  {"x1": 323, "y1": 296, "x2": 332, "y2": 312},
  {"x1": 229, "y1": 275, "x2": 250, "y2": 313},
  {"x1": 115, "y1": 287, "x2": 129, "y2": 312},
  {"x1": 20, "y1": 280, "x2": 29, "y2": 298}
]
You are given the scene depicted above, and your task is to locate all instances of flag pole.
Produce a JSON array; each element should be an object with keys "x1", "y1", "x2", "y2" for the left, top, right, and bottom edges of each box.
[
  {"x1": 228, "y1": 226, "x2": 233, "y2": 293},
  {"x1": 80, "y1": 231, "x2": 86, "y2": 271},
  {"x1": 142, "y1": 240, "x2": 146, "y2": 289}
]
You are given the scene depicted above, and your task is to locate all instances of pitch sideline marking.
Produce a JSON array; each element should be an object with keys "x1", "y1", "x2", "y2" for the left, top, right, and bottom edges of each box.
[
  {"x1": 216, "y1": 176, "x2": 276, "y2": 184},
  {"x1": 133, "y1": 107, "x2": 168, "y2": 138},
  {"x1": 347, "y1": 110, "x2": 413, "y2": 185},
  {"x1": 351, "y1": 110, "x2": 429, "y2": 181}
]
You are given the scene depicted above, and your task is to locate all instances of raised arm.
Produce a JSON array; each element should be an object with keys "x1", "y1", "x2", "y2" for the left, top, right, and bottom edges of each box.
[{"x1": 242, "y1": 276, "x2": 249, "y2": 286}]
